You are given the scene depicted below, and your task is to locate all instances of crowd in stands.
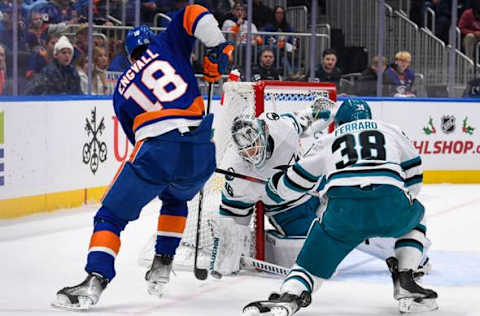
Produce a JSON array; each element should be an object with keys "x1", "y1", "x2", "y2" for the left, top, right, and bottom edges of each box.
[{"x1": 0, "y1": 0, "x2": 479, "y2": 97}]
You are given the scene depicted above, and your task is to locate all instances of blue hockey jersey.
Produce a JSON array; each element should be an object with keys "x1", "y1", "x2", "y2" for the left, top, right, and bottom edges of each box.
[{"x1": 113, "y1": 5, "x2": 217, "y2": 145}]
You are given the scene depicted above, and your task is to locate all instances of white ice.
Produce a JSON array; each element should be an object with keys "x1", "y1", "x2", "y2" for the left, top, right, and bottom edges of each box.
[{"x1": 0, "y1": 184, "x2": 479, "y2": 316}]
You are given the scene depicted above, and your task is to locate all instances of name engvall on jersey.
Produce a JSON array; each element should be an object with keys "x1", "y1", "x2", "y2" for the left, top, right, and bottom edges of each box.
[
  {"x1": 117, "y1": 49, "x2": 160, "y2": 95},
  {"x1": 334, "y1": 120, "x2": 378, "y2": 136}
]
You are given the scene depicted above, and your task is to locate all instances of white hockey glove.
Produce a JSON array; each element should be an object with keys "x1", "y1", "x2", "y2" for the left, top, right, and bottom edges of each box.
[{"x1": 209, "y1": 215, "x2": 250, "y2": 278}]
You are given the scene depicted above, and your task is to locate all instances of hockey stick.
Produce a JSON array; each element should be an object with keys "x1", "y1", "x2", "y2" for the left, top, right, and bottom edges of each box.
[
  {"x1": 193, "y1": 82, "x2": 214, "y2": 281},
  {"x1": 215, "y1": 168, "x2": 319, "y2": 197},
  {"x1": 215, "y1": 168, "x2": 266, "y2": 184},
  {"x1": 240, "y1": 255, "x2": 289, "y2": 276}
]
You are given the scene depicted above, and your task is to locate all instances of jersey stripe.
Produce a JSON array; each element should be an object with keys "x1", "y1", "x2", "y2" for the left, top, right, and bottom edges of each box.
[
  {"x1": 132, "y1": 96, "x2": 204, "y2": 132},
  {"x1": 157, "y1": 214, "x2": 187, "y2": 234},
  {"x1": 89, "y1": 230, "x2": 121, "y2": 255},
  {"x1": 183, "y1": 5, "x2": 209, "y2": 36}
]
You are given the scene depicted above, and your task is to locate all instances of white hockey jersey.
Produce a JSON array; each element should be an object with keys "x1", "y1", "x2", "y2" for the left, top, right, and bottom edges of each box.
[
  {"x1": 269, "y1": 119, "x2": 423, "y2": 202},
  {"x1": 219, "y1": 112, "x2": 317, "y2": 225}
]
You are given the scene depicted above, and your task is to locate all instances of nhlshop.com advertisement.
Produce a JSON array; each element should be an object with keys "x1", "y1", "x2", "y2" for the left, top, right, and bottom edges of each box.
[{"x1": 368, "y1": 99, "x2": 480, "y2": 170}]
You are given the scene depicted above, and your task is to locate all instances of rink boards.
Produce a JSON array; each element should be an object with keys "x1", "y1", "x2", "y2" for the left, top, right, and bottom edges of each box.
[{"x1": 0, "y1": 96, "x2": 479, "y2": 218}]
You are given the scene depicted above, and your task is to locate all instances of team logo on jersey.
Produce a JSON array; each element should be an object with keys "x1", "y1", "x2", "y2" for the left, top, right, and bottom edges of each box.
[
  {"x1": 82, "y1": 107, "x2": 108, "y2": 174},
  {"x1": 266, "y1": 112, "x2": 280, "y2": 120},
  {"x1": 441, "y1": 115, "x2": 455, "y2": 134}
]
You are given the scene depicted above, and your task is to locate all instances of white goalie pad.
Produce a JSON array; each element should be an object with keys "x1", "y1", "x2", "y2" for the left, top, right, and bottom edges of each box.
[{"x1": 210, "y1": 216, "x2": 251, "y2": 276}]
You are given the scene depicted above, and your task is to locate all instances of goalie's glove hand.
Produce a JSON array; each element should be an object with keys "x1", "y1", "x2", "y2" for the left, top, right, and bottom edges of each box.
[
  {"x1": 203, "y1": 41, "x2": 235, "y2": 83},
  {"x1": 311, "y1": 96, "x2": 335, "y2": 120}
]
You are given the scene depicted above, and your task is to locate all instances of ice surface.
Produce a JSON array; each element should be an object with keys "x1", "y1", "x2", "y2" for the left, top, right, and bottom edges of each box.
[{"x1": 0, "y1": 184, "x2": 479, "y2": 315}]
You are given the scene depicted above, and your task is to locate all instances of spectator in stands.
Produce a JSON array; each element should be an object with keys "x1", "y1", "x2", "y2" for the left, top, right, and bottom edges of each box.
[
  {"x1": 75, "y1": 53, "x2": 88, "y2": 94},
  {"x1": 24, "y1": 35, "x2": 81, "y2": 95},
  {"x1": 355, "y1": 56, "x2": 394, "y2": 96},
  {"x1": 459, "y1": 3, "x2": 480, "y2": 61},
  {"x1": 263, "y1": 5, "x2": 297, "y2": 75},
  {"x1": 384, "y1": 51, "x2": 416, "y2": 97},
  {"x1": 73, "y1": 23, "x2": 89, "y2": 62},
  {"x1": 76, "y1": 46, "x2": 110, "y2": 95},
  {"x1": 425, "y1": 0, "x2": 451, "y2": 44},
  {"x1": 251, "y1": 47, "x2": 282, "y2": 81},
  {"x1": 25, "y1": 11, "x2": 49, "y2": 50},
  {"x1": 315, "y1": 48, "x2": 342, "y2": 84},
  {"x1": 221, "y1": 1, "x2": 261, "y2": 45},
  {"x1": 252, "y1": 0, "x2": 273, "y2": 30},
  {"x1": 25, "y1": 32, "x2": 59, "y2": 79},
  {"x1": 108, "y1": 40, "x2": 130, "y2": 72},
  {"x1": 30, "y1": 0, "x2": 76, "y2": 24},
  {"x1": 92, "y1": 46, "x2": 110, "y2": 95},
  {"x1": 0, "y1": 7, "x2": 28, "y2": 51},
  {"x1": 0, "y1": 43, "x2": 8, "y2": 95}
]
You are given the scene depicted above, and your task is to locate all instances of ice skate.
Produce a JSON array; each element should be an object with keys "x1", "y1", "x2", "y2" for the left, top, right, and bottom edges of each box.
[
  {"x1": 242, "y1": 291, "x2": 311, "y2": 316},
  {"x1": 52, "y1": 273, "x2": 108, "y2": 310},
  {"x1": 386, "y1": 257, "x2": 438, "y2": 313},
  {"x1": 145, "y1": 254, "x2": 173, "y2": 298}
]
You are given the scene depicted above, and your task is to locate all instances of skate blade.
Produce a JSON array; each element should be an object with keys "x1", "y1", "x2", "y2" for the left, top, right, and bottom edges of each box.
[
  {"x1": 399, "y1": 298, "x2": 439, "y2": 313},
  {"x1": 147, "y1": 282, "x2": 166, "y2": 298},
  {"x1": 242, "y1": 305, "x2": 262, "y2": 316},
  {"x1": 51, "y1": 294, "x2": 94, "y2": 311},
  {"x1": 242, "y1": 304, "x2": 291, "y2": 316}
]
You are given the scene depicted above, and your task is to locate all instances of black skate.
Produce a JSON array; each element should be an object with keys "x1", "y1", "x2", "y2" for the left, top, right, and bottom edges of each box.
[
  {"x1": 386, "y1": 257, "x2": 438, "y2": 313},
  {"x1": 145, "y1": 254, "x2": 173, "y2": 298},
  {"x1": 53, "y1": 273, "x2": 108, "y2": 310},
  {"x1": 242, "y1": 291, "x2": 311, "y2": 316}
]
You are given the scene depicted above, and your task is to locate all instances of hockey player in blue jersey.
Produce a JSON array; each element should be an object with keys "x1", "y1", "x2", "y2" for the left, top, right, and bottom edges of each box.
[
  {"x1": 53, "y1": 5, "x2": 234, "y2": 310},
  {"x1": 242, "y1": 99, "x2": 438, "y2": 315}
]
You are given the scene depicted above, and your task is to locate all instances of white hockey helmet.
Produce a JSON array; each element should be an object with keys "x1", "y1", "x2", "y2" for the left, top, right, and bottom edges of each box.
[{"x1": 231, "y1": 115, "x2": 269, "y2": 167}]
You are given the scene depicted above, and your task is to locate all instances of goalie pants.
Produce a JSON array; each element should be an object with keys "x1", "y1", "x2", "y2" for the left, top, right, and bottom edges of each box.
[
  {"x1": 296, "y1": 184, "x2": 424, "y2": 279},
  {"x1": 85, "y1": 115, "x2": 216, "y2": 281}
]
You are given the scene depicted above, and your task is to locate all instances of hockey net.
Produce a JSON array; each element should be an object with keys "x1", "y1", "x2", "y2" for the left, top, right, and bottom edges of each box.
[{"x1": 138, "y1": 80, "x2": 337, "y2": 270}]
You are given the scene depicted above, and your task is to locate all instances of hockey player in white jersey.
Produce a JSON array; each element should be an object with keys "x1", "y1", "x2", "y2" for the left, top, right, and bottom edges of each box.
[
  {"x1": 242, "y1": 98, "x2": 438, "y2": 315},
  {"x1": 210, "y1": 96, "x2": 335, "y2": 276}
]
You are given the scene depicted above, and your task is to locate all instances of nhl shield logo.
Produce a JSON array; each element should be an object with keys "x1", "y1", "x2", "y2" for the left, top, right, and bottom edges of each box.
[{"x1": 441, "y1": 115, "x2": 455, "y2": 134}]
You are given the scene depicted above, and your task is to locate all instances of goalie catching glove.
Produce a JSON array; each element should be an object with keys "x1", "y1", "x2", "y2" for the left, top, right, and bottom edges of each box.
[
  {"x1": 203, "y1": 41, "x2": 235, "y2": 82},
  {"x1": 296, "y1": 96, "x2": 336, "y2": 133}
]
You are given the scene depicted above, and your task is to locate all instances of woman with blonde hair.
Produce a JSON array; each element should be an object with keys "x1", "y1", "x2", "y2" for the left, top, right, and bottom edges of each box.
[{"x1": 76, "y1": 46, "x2": 110, "y2": 95}]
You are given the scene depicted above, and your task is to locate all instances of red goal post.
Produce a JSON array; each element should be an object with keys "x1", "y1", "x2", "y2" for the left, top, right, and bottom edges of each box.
[{"x1": 245, "y1": 81, "x2": 337, "y2": 261}]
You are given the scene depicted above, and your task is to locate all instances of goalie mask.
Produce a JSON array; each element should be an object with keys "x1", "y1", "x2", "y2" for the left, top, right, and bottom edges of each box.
[{"x1": 231, "y1": 116, "x2": 269, "y2": 167}]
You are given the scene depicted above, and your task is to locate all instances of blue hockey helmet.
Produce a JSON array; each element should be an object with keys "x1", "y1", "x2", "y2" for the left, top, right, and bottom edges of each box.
[
  {"x1": 334, "y1": 98, "x2": 372, "y2": 126},
  {"x1": 125, "y1": 25, "x2": 154, "y2": 58}
]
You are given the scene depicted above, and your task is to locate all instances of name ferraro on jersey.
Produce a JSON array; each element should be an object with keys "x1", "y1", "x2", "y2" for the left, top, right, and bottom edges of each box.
[
  {"x1": 334, "y1": 120, "x2": 378, "y2": 137},
  {"x1": 117, "y1": 49, "x2": 160, "y2": 95}
]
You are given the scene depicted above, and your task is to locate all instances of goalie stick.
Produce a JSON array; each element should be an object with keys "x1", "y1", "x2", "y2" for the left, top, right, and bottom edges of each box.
[
  {"x1": 193, "y1": 82, "x2": 214, "y2": 281},
  {"x1": 240, "y1": 256, "x2": 289, "y2": 276}
]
